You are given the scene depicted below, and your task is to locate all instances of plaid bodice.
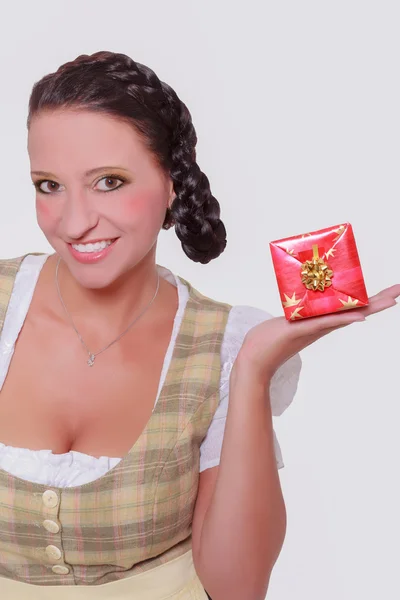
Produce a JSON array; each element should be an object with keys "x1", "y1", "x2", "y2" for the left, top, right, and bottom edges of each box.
[{"x1": 0, "y1": 254, "x2": 232, "y2": 586}]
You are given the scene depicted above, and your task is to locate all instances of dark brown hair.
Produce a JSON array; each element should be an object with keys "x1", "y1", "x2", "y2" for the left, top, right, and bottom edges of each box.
[{"x1": 27, "y1": 51, "x2": 227, "y2": 264}]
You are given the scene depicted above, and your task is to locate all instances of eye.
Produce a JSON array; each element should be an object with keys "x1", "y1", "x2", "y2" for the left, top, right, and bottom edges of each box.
[
  {"x1": 95, "y1": 175, "x2": 126, "y2": 192},
  {"x1": 34, "y1": 180, "x2": 64, "y2": 194}
]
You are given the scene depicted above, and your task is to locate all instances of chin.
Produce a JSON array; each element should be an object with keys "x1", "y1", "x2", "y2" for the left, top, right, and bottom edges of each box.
[
  {"x1": 53, "y1": 250, "x2": 118, "y2": 290},
  {"x1": 70, "y1": 268, "x2": 122, "y2": 290}
]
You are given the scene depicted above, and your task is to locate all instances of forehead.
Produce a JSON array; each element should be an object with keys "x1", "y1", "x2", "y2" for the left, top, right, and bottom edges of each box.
[{"x1": 27, "y1": 109, "x2": 152, "y2": 171}]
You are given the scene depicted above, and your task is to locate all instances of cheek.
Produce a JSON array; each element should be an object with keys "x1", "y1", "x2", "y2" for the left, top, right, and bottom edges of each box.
[
  {"x1": 36, "y1": 198, "x2": 57, "y2": 231},
  {"x1": 118, "y1": 193, "x2": 166, "y2": 226}
]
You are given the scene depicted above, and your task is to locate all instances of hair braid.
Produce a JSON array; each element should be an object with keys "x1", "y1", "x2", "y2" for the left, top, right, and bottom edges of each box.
[{"x1": 157, "y1": 79, "x2": 227, "y2": 263}]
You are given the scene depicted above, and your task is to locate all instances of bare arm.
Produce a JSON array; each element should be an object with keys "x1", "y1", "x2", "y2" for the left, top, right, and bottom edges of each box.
[
  {"x1": 192, "y1": 284, "x2": 400, "y2": 599},
  {"x1": 192, "y1": 355, "x2": 284, "y2": 600}
]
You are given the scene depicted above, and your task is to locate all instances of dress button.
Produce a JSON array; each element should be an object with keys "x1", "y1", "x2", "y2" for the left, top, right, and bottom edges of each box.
[
  {"x1": 52, "y1": 565, "x2": 70, "y2": 575},
  {"x1": 46, "y1": 545, "x2": 62, "y2": 561},
  {"x1": 43, "y1": 519, "x2": 60, "y2": 534},
  {"x1": 42, "y1": 490, "x2": 59, "y2": 509}
]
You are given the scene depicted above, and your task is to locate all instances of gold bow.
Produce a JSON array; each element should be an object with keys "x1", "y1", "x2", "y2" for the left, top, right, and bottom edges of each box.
[{"x1": 300, "y1": 245, "x2": 333, "y2": 292}]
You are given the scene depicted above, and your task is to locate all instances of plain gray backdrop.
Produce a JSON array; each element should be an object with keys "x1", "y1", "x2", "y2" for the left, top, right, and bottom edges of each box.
[{"x1": 0, "y1": 1, "x2": 399, "y2": 598}]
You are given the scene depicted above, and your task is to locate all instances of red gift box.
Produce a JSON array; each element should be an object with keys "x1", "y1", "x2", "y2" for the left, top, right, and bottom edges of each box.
[{"x1": 269, "y1": 223, "x2": 369, "y2": 320}]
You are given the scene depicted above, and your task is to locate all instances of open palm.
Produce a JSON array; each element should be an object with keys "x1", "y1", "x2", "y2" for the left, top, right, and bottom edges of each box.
[{"x1": 240, "y1": 284, "x2": 400, "y2": 379}]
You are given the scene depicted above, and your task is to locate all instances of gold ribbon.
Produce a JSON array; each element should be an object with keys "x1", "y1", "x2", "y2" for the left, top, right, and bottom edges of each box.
[{"x1": 300, "y1": 244, "x2": 334, "y2": 292}]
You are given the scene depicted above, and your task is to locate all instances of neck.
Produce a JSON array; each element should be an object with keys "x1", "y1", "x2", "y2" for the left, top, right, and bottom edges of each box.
[{"x1": 47, "y1": 251, "x2": 162, "y2": 332}]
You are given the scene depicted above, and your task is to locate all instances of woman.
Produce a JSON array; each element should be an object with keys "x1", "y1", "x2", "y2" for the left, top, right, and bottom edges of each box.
[{"x1": 0, "y1": 50, "x2": 398, "y2": 600}]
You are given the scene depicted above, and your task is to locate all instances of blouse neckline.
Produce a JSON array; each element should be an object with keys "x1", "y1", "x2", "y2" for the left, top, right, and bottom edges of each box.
[{"x1": 0, "y1": 252, "x2": 192, "y2": 491}]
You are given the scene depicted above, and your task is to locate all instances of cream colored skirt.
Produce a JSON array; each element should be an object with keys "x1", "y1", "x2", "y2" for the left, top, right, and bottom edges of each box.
[{"x1": 0, "y1": 550, "x2": 208, "y2": 599}]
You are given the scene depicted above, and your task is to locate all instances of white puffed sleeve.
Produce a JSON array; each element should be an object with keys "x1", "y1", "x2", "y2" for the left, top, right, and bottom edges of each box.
[{"x1": 199, "y1": 305, "x2": 302, "y2": 472}]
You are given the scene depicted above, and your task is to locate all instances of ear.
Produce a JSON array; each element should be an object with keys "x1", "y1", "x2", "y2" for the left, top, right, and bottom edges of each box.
[{"x1": 167, "y1": 179, "x2": 176, "y2": 208}]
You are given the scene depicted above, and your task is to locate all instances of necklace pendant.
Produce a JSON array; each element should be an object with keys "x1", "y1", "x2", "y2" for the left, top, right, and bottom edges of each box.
[{"x1": 87, "y1": 354, "x2": 95, "y2": 367}]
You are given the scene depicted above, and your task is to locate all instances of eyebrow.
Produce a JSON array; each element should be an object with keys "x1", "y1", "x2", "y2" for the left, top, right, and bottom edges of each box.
[{"x1": 30, "y1": 166, "x2": 130, "y2": 178}]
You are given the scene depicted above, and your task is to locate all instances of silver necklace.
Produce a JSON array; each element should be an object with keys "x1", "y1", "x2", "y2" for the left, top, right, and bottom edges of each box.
[{"x1": 55, "y1": 256, "x2": 160, "y2": 367}]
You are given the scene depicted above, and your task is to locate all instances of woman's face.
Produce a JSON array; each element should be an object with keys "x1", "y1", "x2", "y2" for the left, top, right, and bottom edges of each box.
[{"x1": 27, "y1": 108, "x2": 174, "y2": 289}]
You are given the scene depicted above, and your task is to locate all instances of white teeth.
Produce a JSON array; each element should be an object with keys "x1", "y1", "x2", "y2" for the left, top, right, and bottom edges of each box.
[{"x1": 72, "y1": 240, "x2": 113, "y2": 253}]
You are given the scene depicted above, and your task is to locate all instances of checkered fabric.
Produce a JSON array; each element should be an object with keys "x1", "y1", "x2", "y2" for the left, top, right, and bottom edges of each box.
[{"x1": 0, "y1": 254, "x2": 232, "y2": 586}]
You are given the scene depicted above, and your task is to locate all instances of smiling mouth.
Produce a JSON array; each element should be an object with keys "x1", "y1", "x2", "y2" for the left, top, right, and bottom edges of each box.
[{"x1": 69, "y1": 238, "x2": 118, "y2": 253}]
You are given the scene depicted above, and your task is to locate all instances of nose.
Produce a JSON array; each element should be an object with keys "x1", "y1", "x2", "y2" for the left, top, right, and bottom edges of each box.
[{"x1": 61, "y1": 191, "x2": 99, "y2": 241}]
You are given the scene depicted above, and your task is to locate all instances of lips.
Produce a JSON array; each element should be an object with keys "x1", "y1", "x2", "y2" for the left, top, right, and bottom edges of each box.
[{"x1": 67, "y1": 238, "x2": 119, "y2": 264}]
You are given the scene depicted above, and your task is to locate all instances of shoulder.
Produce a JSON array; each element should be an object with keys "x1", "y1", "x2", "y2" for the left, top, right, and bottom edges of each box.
[
  {"x1": 0, "y1": 256, "x2": 28, "y2": 305},
  {"x1": 0, "y1": 253, "x2": 49, "y2": 303},
  {"x1": 0, "y1": 255, "x2": 25, "y2": 273},
  {"x1": 0, "y1": 253, "x2": 50, "y2": 338},
  {"x1": 0, "y1": 252, "x2": 47, "y2": 272},
  {"x1": 175, "y1": 275, "x2": 233, "y2": 314},
  {"x1": 225, "y1": 304, "x2": 276, "y2": 334}
]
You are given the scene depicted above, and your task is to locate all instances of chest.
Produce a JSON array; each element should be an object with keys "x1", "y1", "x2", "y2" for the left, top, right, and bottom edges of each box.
[
  {"x1": 0, "y1": 306, "x2": 175, "y2": 457},
  {"x1": 0, "y1": 261, "x2": 230, "y2": 584}
]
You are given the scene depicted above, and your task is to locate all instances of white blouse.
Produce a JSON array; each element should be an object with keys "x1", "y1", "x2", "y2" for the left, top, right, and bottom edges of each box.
[{"x1": 0, "y1": 254, "x2": 302, "y2": 488}]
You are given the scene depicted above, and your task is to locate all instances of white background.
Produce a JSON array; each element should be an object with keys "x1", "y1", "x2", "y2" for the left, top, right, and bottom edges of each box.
[{"x1": 0, "y1": 1, "x2": 399, "y2": 598}]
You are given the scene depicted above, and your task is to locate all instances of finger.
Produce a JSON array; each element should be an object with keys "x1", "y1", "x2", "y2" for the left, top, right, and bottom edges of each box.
[
  {"x1": 313, "y1": 299, "x2": 398, "y2": 330},
  {"x1": 374, "y1": 283, "x2": 400, "y2": 298},
  {"x1": 286, "y1": 284, "x2": 399, "y2": 337},
  {"x1": 360, "y1": 302, "x2": 397, "y2": 317},
  {"x1": 367, "y1": 284, "x2": 400, "y2": 304},
  {"x1": 308, "y1": 285, "x2": 399, "y2": 328}
]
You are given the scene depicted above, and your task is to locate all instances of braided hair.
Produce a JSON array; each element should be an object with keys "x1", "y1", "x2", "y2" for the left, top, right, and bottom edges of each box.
[{"x1": 27, "y1": 51, "x2": 227, "y2": 264}]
